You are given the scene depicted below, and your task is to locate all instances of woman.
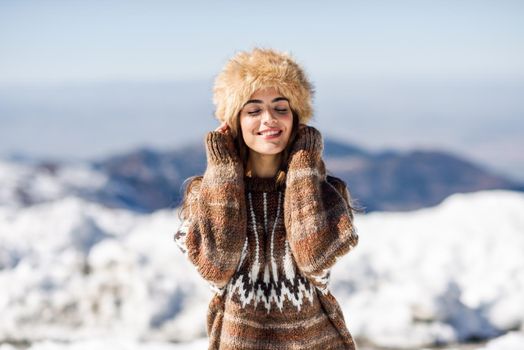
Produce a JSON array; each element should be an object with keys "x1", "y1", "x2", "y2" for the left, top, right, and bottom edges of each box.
[{"x1": 174, "y1": 48, "x2": 360, "y2": 349}]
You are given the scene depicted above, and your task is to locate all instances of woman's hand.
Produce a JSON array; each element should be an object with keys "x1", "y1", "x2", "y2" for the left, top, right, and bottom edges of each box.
[
  {"x1": 290, "y1": 123, "x2": 322, "y2": 156},
  {"x1": 206, "y1": 121, "x2": 239, "y2": 162},
  {"x1": 214, "y1": 121, "x2": 230, "y2": 134}
]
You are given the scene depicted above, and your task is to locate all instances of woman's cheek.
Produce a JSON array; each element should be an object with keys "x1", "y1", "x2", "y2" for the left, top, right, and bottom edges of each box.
[
  {"x1": 239, "y1": 119, "x2": 257, "y2": 146},
  {"x1": 239, "y1": 119, "x2": 252, "y2": 138}
]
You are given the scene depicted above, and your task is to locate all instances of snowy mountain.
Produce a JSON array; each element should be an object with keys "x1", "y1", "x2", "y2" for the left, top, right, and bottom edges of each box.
[
  {"x1": 1, "y1": 188, "x2": 523, "y2": 349},
  {"x1": 0, "y1": 160, "x2": 108, "y2": 209}
]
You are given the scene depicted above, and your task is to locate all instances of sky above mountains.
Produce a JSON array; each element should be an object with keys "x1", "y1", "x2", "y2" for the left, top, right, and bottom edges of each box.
[
  {"x1": 1, "y1": 0, "x2": 523, "y2": 181},
  {"x1": 1, "y1": 0, "x2": 523, "y2": 83}
]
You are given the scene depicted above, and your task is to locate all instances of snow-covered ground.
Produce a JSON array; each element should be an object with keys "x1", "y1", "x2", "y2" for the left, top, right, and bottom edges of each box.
[
  {"x1": 1, "y1": 333, "x2": 524, "y2": 350},
  {"x1": 332, "y1": 190, "x2": 524, "y2": 347},
  {"x1": 0, "y1": 337, "x2": 209, "y2": 350},
  {"x1": 1, "y1": 181, "x2": 523, "y2": 348}
]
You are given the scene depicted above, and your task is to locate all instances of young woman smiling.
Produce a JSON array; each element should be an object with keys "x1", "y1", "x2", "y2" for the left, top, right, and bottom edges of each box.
[{"x1": 175, "y1": 48, "x2": 360, "y2": 349}]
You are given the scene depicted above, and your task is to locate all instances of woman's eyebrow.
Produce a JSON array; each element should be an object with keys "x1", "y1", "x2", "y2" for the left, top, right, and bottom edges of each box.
[
  {"x1": 272, "y1": 97, "x2": 289, "y2": 103},
  {"x1": 243, "y1": 99, "x2": 263, "y2": 106},
  {"x1": 243, "y1": 97, "x2": 289, "y2": 107}
]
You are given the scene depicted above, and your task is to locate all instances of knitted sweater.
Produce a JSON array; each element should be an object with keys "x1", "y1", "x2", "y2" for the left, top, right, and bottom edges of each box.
[{"x1": 174, "y1": 126, "x2": 359, "y2": 349}]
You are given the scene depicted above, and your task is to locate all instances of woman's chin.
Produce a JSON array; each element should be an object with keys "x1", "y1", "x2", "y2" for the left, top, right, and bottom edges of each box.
[{"x1": 250, "y1": 145, "x2": 285, "y2": 156}]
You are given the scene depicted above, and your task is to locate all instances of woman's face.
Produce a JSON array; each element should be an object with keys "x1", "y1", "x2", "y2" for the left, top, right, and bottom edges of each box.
[{"x1": 239, "y1": 87, "x2": 294, "y2": 156}]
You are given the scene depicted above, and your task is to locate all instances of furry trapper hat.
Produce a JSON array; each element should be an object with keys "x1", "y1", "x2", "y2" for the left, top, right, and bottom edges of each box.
[{"x1": 213, "y1": 48, "x2": 314, "y2": 136}]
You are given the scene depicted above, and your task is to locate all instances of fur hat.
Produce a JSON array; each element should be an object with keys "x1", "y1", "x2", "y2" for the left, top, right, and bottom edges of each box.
[{"x1": 212, "y1": 48, "x2": 314, "y2": 135}]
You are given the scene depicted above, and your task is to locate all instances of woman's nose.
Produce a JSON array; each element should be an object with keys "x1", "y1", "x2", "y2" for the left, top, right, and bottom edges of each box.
[{"x1": 261, "y1": 109, "x2": 277, "y2": 124}]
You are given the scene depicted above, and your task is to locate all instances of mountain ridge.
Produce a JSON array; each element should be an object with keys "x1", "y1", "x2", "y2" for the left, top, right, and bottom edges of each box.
[{"x1": 2, "y1": 138, "x2": 521, "y2": 213}]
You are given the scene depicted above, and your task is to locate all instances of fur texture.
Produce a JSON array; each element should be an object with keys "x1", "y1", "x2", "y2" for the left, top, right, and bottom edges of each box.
[{"x1": 213, "y1": 48, "x2": 314, "y2": 136}]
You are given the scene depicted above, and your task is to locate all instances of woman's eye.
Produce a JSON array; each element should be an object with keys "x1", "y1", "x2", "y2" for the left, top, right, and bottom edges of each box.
[
  {"x1": 275, "y1": 108, "x2": 288, "y2": 114},
  {"x1": 248, "y1": 110, "x2": 261, "y2": 116}
]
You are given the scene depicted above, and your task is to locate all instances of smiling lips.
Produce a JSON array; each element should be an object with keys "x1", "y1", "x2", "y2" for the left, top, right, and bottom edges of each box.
[{"x1": 257, "y1": 128, "x2": 283, "y2": 139}]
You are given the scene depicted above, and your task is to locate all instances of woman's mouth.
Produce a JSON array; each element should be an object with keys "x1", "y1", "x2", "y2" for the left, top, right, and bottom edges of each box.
[{"x1": 257, "y1": 129, "x2": 283, "y2": 139}]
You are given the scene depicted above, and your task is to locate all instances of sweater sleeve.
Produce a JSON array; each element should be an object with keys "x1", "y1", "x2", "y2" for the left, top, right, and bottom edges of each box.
[
  {"x1": 283, "y1": 126, "x2": 359, "y2": 294},
  {"x1": 174, "y1": 130, "x2": 247, "y2": 293}
]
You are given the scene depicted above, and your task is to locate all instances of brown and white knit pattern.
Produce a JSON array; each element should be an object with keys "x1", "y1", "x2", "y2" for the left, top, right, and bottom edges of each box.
[
  {"x1": 226, "y1": 189, "x2": 317, "y2": 313},
  {"x1": 174, "y1": 126, "x2": 359, "y2": 350}
]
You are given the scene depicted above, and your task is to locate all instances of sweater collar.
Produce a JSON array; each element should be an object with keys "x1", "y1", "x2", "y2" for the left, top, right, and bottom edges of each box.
[{"x1": 244, "y1": 175, "x2": 284, "y2": 192}]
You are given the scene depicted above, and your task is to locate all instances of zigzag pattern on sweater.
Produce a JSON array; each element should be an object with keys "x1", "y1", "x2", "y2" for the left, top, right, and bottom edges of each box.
[
  {"x1": 226, "y1": 241, "x2": 317, "y2": 312},
  {"x1": 224, "y1": 190, "x2": 323, "y2": 312}
]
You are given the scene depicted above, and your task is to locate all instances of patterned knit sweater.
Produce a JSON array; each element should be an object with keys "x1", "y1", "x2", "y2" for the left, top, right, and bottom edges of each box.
[{"x1": 174, "y1": 126, "x2": 359, "y2": 349}]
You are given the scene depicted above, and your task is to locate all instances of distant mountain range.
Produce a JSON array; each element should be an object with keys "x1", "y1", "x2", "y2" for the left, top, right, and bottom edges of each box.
[
  {"x1": 90, "y1": 138, "x2": 524, "y2": 212},
  {"x1": 2, "y1": 138, "x2": 522, "y2": 213},
  {"x1": 321, "y1": 139, "x2": 524, "y2": 211}
]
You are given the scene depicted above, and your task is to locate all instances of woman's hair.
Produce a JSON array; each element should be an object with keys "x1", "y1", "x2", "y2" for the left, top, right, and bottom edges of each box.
[{"x1": 178, "y1": 174, "x2": 202, "y2": 222}]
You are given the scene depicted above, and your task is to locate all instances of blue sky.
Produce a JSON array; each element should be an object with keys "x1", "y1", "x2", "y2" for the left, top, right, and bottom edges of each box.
[
  {"x1": 1, "y1": 0, "x2": 524, "y2": 180},
  {"x1": 1, "y1": 0, "x2": 523, "y2": 83}
]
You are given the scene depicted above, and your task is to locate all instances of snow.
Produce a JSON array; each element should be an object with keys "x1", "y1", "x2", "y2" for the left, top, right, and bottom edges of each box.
[
  {"x1": 0, "y1": 196, "x2": 209, "y2": 344},
  {"x1": 0, "y1": 337, "x2": 209, "y2": 350},
  {"x1": 476, "y1": 331, "x2": 524, "y2": 350},
  {"x1": 1, "y1": 174, "x2": 524, "y2": 349},
  {"x1": 331, "y1": 190, "x2": 524, "y2": 347}
]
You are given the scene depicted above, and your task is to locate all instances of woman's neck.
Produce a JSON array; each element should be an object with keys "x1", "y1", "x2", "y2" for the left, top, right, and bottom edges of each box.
[{"x1": 246, "y1": 152, "x2": 281, "y2": 178}]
